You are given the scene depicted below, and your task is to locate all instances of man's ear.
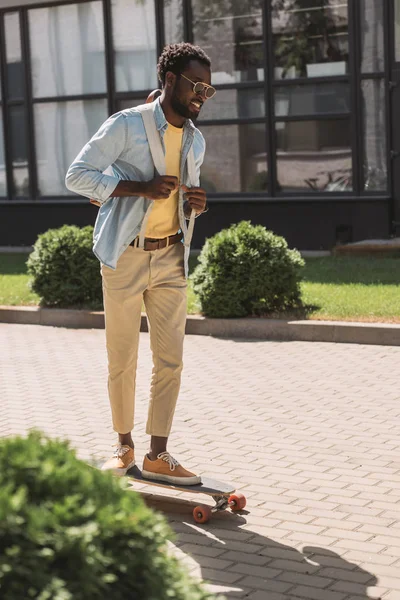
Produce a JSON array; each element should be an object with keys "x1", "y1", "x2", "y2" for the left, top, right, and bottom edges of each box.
[{"x1": 165, "y1": 71, "x2": 176, "y2": 88}]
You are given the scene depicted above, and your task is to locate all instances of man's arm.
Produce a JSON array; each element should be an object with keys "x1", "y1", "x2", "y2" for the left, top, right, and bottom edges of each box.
[
  {"x1": 112, "y1": 177, "x2": 178, "y2": 200},
  {"x1": 65, "y1": 113, "x2": 127, "y2": 205},
  {"x1": 66, "y1": 112, "x2": 179, "y2": 205}
]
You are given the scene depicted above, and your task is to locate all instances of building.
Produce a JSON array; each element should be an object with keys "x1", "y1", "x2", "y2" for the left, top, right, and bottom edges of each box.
[{"x1": 0, "y1": 0, "x2": 397, "y2": 250}]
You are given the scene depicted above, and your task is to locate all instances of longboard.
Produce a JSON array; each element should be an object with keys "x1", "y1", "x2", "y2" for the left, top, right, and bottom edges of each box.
[{"x1": 125, "y1": 465, "x2": 246, "y2": 523}]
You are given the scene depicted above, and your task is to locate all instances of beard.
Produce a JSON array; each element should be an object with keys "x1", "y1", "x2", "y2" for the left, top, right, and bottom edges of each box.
[{"x1": 170, "y1": 92, "x2": 198, "y2": 122}]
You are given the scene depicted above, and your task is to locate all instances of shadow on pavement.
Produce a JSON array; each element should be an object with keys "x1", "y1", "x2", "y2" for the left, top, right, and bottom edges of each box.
[{"x1": 141, "y1": 494, "x2": 378, "y2": 600}]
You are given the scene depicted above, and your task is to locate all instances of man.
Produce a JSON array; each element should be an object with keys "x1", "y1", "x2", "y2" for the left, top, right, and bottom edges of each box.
[{"x1": 66, "y1": 43, "x2": 215, "y2": 484}]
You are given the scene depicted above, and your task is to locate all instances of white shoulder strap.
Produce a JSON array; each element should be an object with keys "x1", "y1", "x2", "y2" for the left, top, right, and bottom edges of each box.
[
  {"x1": 187, "y1": 145, "x2": 197, "y2": 187},
  {"x1": 184, "y1": 146, "x2": 197, "y2": 246},
  {"x1": 140, "y1": 105, "x2": 166, "y2": 176}
]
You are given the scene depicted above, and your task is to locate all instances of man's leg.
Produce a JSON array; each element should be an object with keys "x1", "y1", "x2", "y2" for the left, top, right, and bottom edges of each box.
[
  {"x1": 141, "y1": 243, "x2": 201, "y2": 485},
  {"x1": 101, "y1": 246, "x2": 149, "y2": 474}
]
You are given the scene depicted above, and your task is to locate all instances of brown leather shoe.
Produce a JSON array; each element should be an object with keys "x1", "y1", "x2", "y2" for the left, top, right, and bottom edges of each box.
[
  {"x1": 101, "y1": 445, "x2": 135, "y2": 477},
  {"x1": 142, "y1": 452, "x2": 201, "y2": 486}
]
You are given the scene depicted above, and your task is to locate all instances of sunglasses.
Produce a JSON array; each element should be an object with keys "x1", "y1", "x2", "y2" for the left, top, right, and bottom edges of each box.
[{"x1": 180, "y1": 73, "x2": 216, "y2": 99}]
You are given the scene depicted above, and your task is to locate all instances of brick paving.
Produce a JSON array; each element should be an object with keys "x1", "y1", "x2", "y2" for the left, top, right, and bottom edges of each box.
[{"x1": 1, "y1": 322, "x2": 400, "y2": 599}]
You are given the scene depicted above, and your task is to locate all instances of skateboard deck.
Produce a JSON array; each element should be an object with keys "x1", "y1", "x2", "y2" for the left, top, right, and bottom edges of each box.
[
  {"x1": 92, "y1": 460, "x2": 246, "y2": 523},
  {"x1": 126, "y1": 465, "x2": 234, "y2": 496},
  {"x1": 124, "y1": 465, "x2": 246, "y2": 523}
]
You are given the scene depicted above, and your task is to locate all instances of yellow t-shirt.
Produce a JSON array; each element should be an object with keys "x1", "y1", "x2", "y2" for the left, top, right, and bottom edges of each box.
[{"x1": 145, "y1": 123, "x2": 183, "y2": 239}]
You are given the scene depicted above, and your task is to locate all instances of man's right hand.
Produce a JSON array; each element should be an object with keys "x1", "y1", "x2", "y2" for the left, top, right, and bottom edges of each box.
[{"x1": 142, "y1": 175, "x2": 179, "y2": 200}]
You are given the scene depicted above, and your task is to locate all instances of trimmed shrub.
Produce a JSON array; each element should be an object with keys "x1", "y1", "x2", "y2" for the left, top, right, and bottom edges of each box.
[
  {"x1": 27, "y1": 225, "x2": 102, "y2": 308},
  {"x1": 0, "y1": 432, "x2": 217, "y2": 600},
  {"x1": 191, "y1": 221, "x2": 305, "y2": 318}
]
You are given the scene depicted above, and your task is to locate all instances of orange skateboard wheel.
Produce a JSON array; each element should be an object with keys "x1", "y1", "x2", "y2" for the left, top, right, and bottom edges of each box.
[
  {"x1": 193, "y1": 504, "x2": 212, "y2": 524},
  {"x1": 228, "y1": 493, "x2": 246, "y2": 511}
]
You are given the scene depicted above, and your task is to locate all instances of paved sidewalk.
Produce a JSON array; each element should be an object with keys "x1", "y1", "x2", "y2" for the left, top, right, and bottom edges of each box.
[{"x1": 1, "y1": 323, "x2": 400, "y2": 600}]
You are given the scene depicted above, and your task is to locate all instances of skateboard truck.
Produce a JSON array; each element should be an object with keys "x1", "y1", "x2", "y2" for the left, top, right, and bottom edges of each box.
[{"x1": 193, "y1": 492, "x2": 247, "y2": 524}]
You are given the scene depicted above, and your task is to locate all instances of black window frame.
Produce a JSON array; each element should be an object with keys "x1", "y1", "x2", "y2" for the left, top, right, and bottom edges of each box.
[{"x1": 0, "y1": 0, "x2": 391, "y2": 203}]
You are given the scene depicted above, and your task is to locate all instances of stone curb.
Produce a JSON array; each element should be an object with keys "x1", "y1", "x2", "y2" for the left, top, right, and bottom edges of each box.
[{"x1": 1, "y1": 305, "x2": 400, "y2": 346}]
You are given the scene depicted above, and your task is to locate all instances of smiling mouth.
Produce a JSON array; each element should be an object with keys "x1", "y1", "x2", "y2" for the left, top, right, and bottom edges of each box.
[{"x1": 190, "y1": 100, "x2": 202, "y2": 111}]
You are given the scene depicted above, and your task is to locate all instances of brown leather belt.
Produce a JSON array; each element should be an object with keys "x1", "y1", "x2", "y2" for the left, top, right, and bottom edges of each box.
[{"x1": 130, "y1": 231, "x2": 183, "y2": 251}]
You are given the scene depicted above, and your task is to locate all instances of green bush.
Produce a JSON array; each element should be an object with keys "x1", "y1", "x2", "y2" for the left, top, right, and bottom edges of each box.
[
  {"x1": 191, "y1": 221, "x2": 305, "y2": 318},
  {"x1": 27, "y1": 225, "x2": 102, "y2": 308},
  {"x1": 0, "y1": 432, "x2": 217, "y2": 600}
]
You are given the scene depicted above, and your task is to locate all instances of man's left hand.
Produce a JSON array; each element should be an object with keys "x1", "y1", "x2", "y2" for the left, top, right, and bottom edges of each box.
[{"x1": 181, "y1": 185, "x2": 207, "y2": 216}]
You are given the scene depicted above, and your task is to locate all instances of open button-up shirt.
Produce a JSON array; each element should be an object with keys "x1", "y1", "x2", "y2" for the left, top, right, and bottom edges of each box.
[{"x1": 65, "y1": 99, "x2": 205, "y2": 272}]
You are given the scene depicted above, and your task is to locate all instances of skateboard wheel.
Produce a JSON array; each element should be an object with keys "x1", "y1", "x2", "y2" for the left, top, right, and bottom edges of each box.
[
  {"x1": 228, "y1": 493, "x2": 246, "y2": 511},
  {"x1": 193, "y1": 504, "x2": 212, "y2": 524}
]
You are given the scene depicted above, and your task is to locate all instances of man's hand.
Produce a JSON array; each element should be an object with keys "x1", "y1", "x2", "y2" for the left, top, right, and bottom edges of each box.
[
  {"x1": 142, "y1": 175, "x2": 179, "y2": 200},
  {"x1": 181, "y1": 185, "x2": 207, "y2": 216}
]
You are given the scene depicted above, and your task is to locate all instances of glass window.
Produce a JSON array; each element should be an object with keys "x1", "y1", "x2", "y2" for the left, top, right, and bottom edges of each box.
[
  {"x1": 396, "y1": 0, "x2": 400, "y2": 62},
  {"x1": 193, "y1": 0, "x2": 264, "y2": 84},
  {"x1": 362, "y1": 80, "x2": 387, "y2": 191},
  {"x1": 0, "y1": 111, "x2": 6, "y2": 196},
  {"x1": 199, "y1": 123, "x2": 268, "y2": 193},
  {"x1": 360, "y1": 0, "x2": 384, "y2": 72},
  {"x1": 10, "y1": 105, "x2": 29, "y2": 196},
  {"x1": 274, "y1": 83, "x2": 350, "y2": 117},
  {"x1": 5, "y1": 12, "x2": 24, "y2": 100},
  {"x1": 272, "y1": 0, "x2": 349, "y2": 79},
  {"x1": 112, "y1": 0, "x2": 157, "y2": 92},
  {"x1": 164, "y1": 0, "x2": 184, "y2": 44},
  {"x1": 34, "y1": 100, "x2": 108, "y2": 196},
  {"x1": 276, "y1": 118, "x2": 352, "y2": 192},
  {"x1": 117, "y1": 97, "x2": 148, "y2": 111},
  {"x1": 29, "y1": 2, "x2": 106, "y2": 98},
  {"x1": 199, "y1": 88, "x2": 265, "y2": 120}
]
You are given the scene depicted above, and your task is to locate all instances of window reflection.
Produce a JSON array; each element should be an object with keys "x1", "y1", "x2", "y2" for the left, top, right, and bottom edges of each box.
[
  {"x1": 396, "y1": 0, "x2": 400, "y2": 62},
  {"x1": 276, "y1": 119, "x2": 352, "y2": 192},
  {"x1": 29, "y1": 1, "x2": 106, "y2": 98},
  {"x1": 360, "y1": 0, "x2": 384, "y2": 73},
  {"x1": 164, "y1": 0, "x2": 184, "y2": 44},
  {"x1": 275, "y1": 82, "x2": 350, "y2": 116},
  {"x1": 34, "y1": 100, "x2": 108, "y2": 196},
  {"x1": 272, "y1": 0, "x2": 349, "y2": 79},
  {"x1": 200, "y1": 123, "x2": 268, "y2": 193},
  {"x1": 10, "y1": 106, "x2": 29, "y2": 196},
  {"x1": 193, "y1": 0, "x2": 264, "y2": 84},
  {"x1": 362, "y1": 80, "x2": 387, "y2": 191},
  {"x1": 199, "y1": 88, "x2": 265, "y2": 120},
  {"x1": 112, "y1": 0, "x2": 157, "y2": 92},
  {"x1": 5, "y1": 13, "x2": 24, "y2": 100},
  {"x1": 0, "y1": 112, "x2": 6, "y2": 196},
  {"x1": 118, "y1": 98, "x2": 147, "y2": 111}
]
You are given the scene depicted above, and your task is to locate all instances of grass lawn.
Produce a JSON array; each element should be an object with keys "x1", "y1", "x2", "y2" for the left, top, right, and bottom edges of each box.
[
  {"x1": 301, "y1": 256, "x2": 400, "y2": 323},
  {"x1": 0, "y1": 254, "x2": 40, "y2": 307},
  {"x1": 1, "y1": 253, "x2": 399, "y2": 323}
]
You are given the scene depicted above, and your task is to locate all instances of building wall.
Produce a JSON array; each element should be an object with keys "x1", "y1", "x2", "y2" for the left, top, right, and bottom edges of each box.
[{"x1": 0, "y1": 0, "x2": 392, "y2": 249}]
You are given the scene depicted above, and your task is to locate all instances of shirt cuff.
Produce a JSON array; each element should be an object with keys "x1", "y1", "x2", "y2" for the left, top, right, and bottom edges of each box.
[{"x1": 95, "y1": 174, "x2": 120, "y2": 203}]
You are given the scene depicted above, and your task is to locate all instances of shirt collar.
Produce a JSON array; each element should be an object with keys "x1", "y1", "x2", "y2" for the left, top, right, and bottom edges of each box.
[{"x1": 153, "y1": 97, "x2": 195, "y2": 136}]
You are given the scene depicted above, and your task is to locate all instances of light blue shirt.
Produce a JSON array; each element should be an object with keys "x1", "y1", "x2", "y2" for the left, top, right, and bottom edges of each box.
[{"x1": 65, "y1": 99, "x2": 205, "y2": 271}]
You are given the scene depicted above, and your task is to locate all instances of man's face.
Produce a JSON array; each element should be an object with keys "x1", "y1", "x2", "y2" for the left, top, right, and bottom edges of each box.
[{"x1": 170, "y1": 60, "x2": 212, "y2": 121}]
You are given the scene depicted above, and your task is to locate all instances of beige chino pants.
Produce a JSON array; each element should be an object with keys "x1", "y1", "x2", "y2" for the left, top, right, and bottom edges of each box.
[{"x1": 101, "y1": 242, "x2": 187, "y2": 437}]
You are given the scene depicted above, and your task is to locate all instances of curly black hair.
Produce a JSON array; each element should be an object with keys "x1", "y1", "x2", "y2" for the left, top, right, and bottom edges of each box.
[{"x1": 157, "y1": 42, "x2": 211, "y2": 86}]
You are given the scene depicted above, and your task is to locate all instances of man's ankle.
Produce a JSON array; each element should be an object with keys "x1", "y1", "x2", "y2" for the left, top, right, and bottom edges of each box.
[
  {"x1": 149, "y1": 435, "x2": 168, "y2": 460},
  {"x1": 118, "y1": 433, "x2": 134, "y2": 449},
  {"x1": 147, "y1": 451, "x2": 160, "y2": 461}
]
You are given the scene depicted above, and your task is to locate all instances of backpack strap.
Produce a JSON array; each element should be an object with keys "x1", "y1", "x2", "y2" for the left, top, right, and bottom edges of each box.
[
  {"x1": 140, "y1": 104, "x2": 166, "y2": 176},
  {"x1": 184, "y1": 145, "x2": 197, "y2": 247}
]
